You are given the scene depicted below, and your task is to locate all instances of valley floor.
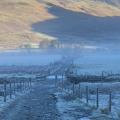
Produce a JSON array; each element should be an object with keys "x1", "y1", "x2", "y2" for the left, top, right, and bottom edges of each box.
[{"x1": 0, "y1": 79, "x2": 117, "y2": 120}]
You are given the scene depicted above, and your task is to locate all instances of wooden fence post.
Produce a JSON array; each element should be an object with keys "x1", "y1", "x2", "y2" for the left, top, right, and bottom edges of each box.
[
  {"x1": 86, "y1": 86, "x2": 89, "y2": 104},
  {"x1": 73, "y1": 83, "x2": 75, "y2": 96},
  {"x1": 81, "y1": 86, "x2": 83, "y2": 99},
  {"x1": 9, "y1": 79, "x2": 12, "y2": 99},
  {"x1": 62, "y1": 75, "x2": 64, "y2": 90},
  {"x1": 55, "y1": 75, "x2": 57, "y2": 87},
  {"x1": 96, "y1": 88, "x2": 99, "y2": 108},
  {"x1": 24, "y1": 80, "x2": 27, "y2": 90},
  {"x1": 109, "y1": 91, "x2": 112, "y2": 112},
  {"x1": 17, "y1": 81, "x2": 19, "y2": 92},
  {"x1": 79, "y1": 83, "x2": 81, "y2": 98},
  {"x1": 4, "y1": 80, "x2": 7, "y2": 102},
  {"x1": 13, "y1": 80, "x2": 16, "y2": 94},
  {"x1": 28, "y1": 79, "x2": 29, "y2": 89},
  {"x1": 30, "y1": 78, "x2": 32, "y2": 87},
  {"x1": 23, "y1": 80, "x2": 25, "y2": 91},
  {"x1": 20, "y1": 80, "x2": 22, "y2": 92}
]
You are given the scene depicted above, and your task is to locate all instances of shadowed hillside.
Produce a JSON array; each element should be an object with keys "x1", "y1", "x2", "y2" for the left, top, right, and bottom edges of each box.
[
  {"x1": 0, "y1": 0, "x2": 120, "y2": 50},
  {"x1": 32, "y1": 3, "x2": 120, "y2": 50}
]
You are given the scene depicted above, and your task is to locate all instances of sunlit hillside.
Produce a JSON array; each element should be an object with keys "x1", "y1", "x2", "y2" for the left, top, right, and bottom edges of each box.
[{"x1": 0, "y1": 0, "x2": 55, "y2": 50}]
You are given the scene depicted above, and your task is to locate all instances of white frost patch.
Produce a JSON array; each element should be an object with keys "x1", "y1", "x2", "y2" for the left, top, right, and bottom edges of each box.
[
  {"x1": 55, "y1": 92, "x2": 91, "y2": 120},
  {"x1": 80, "y1": 118, "x2": 90, "y2": 120},
  {"x1": 0, "y1": 95, "x2": 16, "y2": 112},
  {"x1": 0, "y1": 83, "x2": 34, "y2": 112},
  {"x1": 55, "y1": 87, "x2": 120, "y2": 120},
  {"x1": 47, "y1": 75, "x2": 65, "y2": 80}
]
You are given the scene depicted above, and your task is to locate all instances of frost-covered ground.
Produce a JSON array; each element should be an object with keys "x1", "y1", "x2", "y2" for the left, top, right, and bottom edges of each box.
[
  {"x1": 0, "y1": 82, "x2": 35, "y2": 113},
  {"x1": 0, "y1": 50, "x2": 64, "y2": 119},
  {"x1": 0, "y1": 48, "x2": 120, "y2": 119},
  {"x1": 56, "y1": 49, "x2": 120, "y2": 120},
  {"x1": 0, "y1": 91, "x2": 29, "y2": 110},
  {"x1": 0, "y1": 79, "x2": 61, "y2": 120},
  {"x1": 65, "y1": 47, "x2": 120, "y2": 119},
  {"x1": 55, "y1": 84, "x2": 120, "y2": 120},
  {"x1": 55, "y1": 91, "x2": 93, "y2": 120}
]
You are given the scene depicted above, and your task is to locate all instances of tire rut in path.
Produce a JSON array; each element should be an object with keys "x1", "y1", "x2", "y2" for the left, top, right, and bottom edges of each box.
[{"x1": 0, "y1": 82, "x2": 61, "y2": 120}]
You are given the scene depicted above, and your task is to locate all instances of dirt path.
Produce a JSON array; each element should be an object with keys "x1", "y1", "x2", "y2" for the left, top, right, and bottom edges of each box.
[{"x1": 0, "y1": 80, "x2": 61, "y2": 120}]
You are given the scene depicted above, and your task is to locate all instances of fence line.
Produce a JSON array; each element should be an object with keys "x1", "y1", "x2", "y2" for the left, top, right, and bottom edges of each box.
[
  {"x1": 0, "y1": 78, "x2": 33, "y2": 103},
  {"x1": 55, "y1": 76, "x2": 113, "y2": 113}
]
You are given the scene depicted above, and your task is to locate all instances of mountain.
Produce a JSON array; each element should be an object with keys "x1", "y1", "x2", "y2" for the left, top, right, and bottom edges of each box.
[
  {"x1": 42, "y1": 0, "x2": 120, "y2": 16},
  {"x1": 0, "y1": 0, "x2": 120, "y2": 50},
  {"x1": 0, "y1": 0, "x2": 55, "y2": 50}
]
